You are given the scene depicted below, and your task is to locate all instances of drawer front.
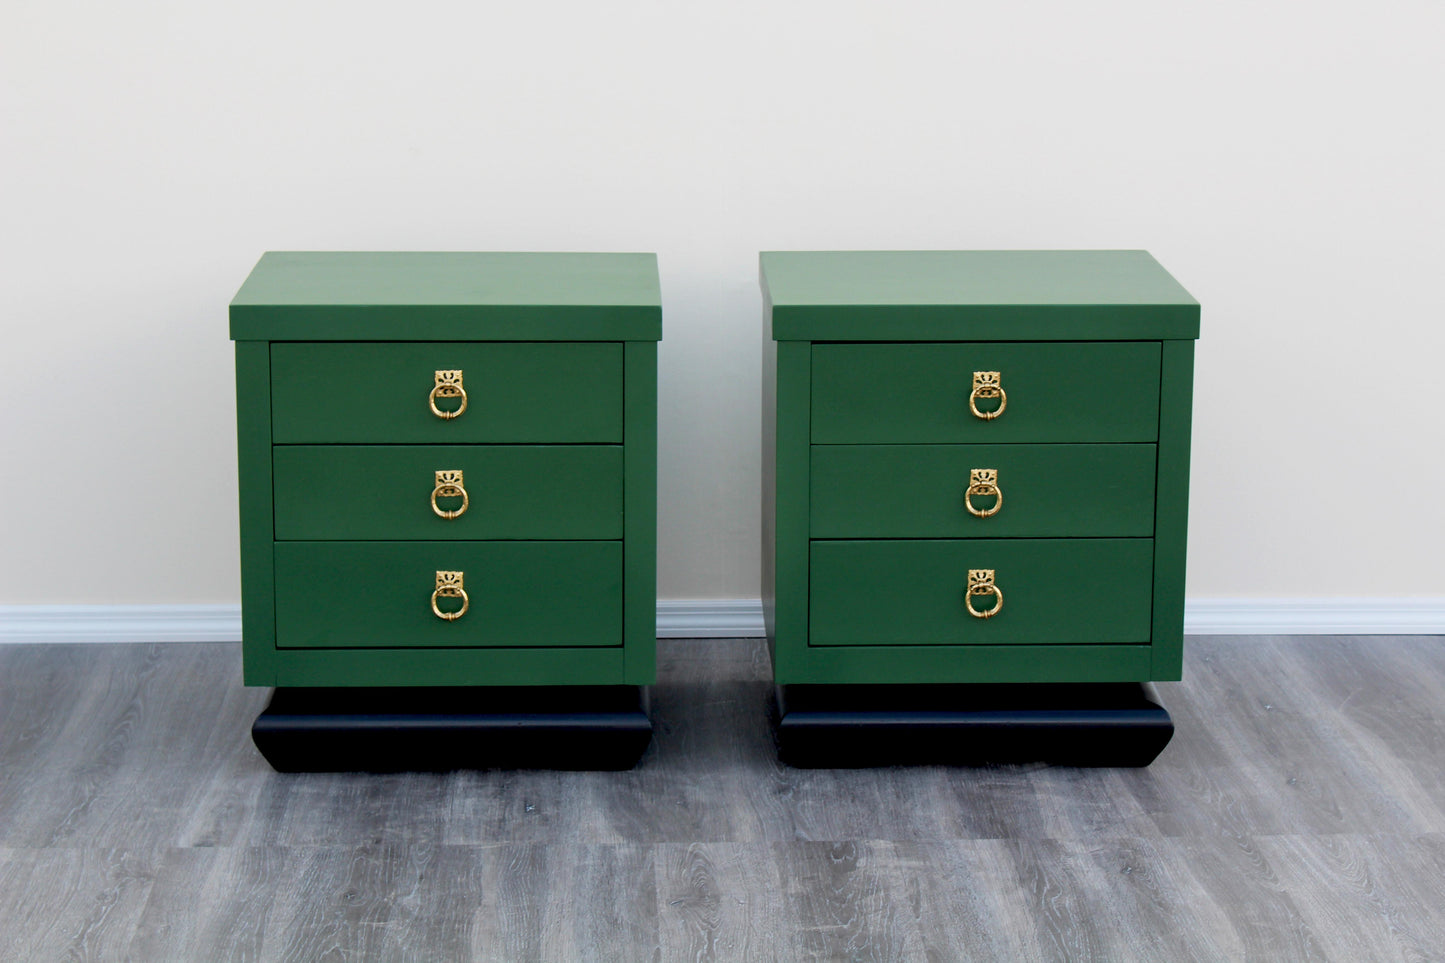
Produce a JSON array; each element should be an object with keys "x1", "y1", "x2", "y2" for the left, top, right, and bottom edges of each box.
[
  {"x1": 274, "y1": 445, "x2": 623, "y2": 540},
  {"x1": 810, "y1": 443, "x2": 1156, "y2": 538},
  {"x1": 271, "y1": 342, "x2": 623, "y2": 443},
  {"x1": 811, "y1": 342, "x2": 1160, "y2": 443},
  {"x1": 809, "y1": 539, "x2": 1153, "y2": 645},
  {"x1": 275, "y1": 541, "x2": 621, "y2": 648}
]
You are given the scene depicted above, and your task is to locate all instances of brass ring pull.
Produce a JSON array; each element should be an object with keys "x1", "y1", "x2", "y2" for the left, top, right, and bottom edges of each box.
[
  {"x1": 966, "y1": 569, "x2": 1002, "y2": 619},
  {"x1": 968, "y1": 371, "x2": 1006, "y2": 420},
  {"x1": 964, "y1": 468, "x2": 1002, "y2": 518},
  {"x1": 431, "y1": 570, "x2": 469, "y2": 621},
  {"x1": 429, "y1": 370, "x2": 468, "y2": 420},
  {"x1": 430, "y1": 470, "x2": 469, "y2": 520}
]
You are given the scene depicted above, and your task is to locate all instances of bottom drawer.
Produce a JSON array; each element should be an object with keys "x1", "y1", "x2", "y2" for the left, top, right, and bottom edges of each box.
[
  {"x1": 275, "y1": 542, "x2": 621, "y2": 648},
  {"x1": 809, "y1": 539, "x2": 1152, "y2": 646}
]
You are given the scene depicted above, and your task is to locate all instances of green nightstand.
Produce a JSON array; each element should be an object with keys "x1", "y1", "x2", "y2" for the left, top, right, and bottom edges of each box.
[
  {"x1": 230, "y1": 252, "x2": 660, "y2": 770},
  {"x1": 760, "y1": 251, "x2": 1199, "y2": 765}
]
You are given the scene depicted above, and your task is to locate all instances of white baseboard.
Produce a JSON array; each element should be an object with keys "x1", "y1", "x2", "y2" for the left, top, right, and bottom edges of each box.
[
  {"x1": 1181, "y1": 598, "x2": 1445, "y2": 636},
  {"x1": 656, "y1": 599, "x2": 767, "y2": 638},
  {"x1": 0, "y1": 598, "x2": 1442, "y2": 645},
  {"x1": 0, "y1": 604, "x2": 245, "y2": 644}
]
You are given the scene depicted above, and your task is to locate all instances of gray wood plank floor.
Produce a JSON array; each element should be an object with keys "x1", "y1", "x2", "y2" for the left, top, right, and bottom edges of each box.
[{"x1": 2, "y1": 635, "x2": 1444, "y2": 961}]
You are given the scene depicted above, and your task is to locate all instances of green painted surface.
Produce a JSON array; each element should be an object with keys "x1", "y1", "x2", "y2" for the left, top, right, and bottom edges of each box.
[
  {"x1": 812, "y1": 342, "x2": 1161, "y2": 444},
  {"x1": 231, "y1": 252, "x2": 662, "y2": 341},
  {"x1": 273, "y1": 445, "x2": 622, "y2": 541},
  {"x1": 762, "y1": 249, "x2": 1197, "y2": 687},
  {"x1": 271, "y1": 342, "x2": 623, "y2": 444},
  {"x1": 760, "y1": 324, "x2": 778, "y2": 649},
  {"x1": 232, "y1": 252, "x2": 659, "y2": 688},
  {"x1": 809, "y1": 539, "x2": 1154, "y2": 646},
  {"x1": 270, "y1": 648, "x2": 627, "y2": 687},
  {"x1": 622, "y1": 342, "x2": 659, "y2": 684},
  {"x1": 776, "y1": 644, "x2": 1153, "y2": 685},
  {"x1": 234, "y1": 343, "x2": 278, "y2": 686},
  {"x1": 274, "y1": 541, "x2": 621, "y2": 648},
  {"x1": 761, "y1": 251, "x2": 1198, "y2": 341},
  {"x1": 770, "y1": 341, "x2": 813, "y2": 681},
  {"x1": 1151, "y1": 340, "x2": 1196, "y2": 680},
  {"x1": 810, "y1": 444, "x2": 1157, "y2": 538}
]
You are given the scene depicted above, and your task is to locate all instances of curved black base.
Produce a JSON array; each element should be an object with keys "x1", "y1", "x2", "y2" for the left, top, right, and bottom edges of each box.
[
  {"x1": 776, "y1": 682, "x2": 1173, "y2": 768},
  {"x1": 252, "y1": 685, "x2": 653, "y2": 773}
]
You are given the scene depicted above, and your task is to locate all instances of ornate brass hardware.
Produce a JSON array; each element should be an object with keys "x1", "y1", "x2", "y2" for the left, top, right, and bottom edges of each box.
[
  {"x1": 431, "y1": 570, "x2": 469, "y2": 621},
  {"x1": 429, "y1": 370, "x2": 468, "y2": 419},
  {"x1": 966, "y1": 568, "x2": 1002, "y2": 619},
  {"x1": 968, "y1": 371, "x2": 1006, "y2": 420},
  {"x1": 430, "y1": 470, "x2": 469, "y2": 520},
  {"x1": 964, "y1": 468, "x2": 1002, "y2": 518}
]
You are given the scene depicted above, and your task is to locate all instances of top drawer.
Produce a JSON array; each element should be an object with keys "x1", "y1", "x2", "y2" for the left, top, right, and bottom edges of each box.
[
  {"x1": 271, "y1": 342, "x2": 623, "y2": 443},
  {"x1": 811, "y1": 342, "x2": 1161, "y2": 444}
]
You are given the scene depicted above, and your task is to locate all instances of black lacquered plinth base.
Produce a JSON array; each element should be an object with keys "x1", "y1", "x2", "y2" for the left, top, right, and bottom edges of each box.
[
  {"x1": 252, "y1": 686, "x2": 652, "y2": 773},
  {"x1": 776, "y1": 683, "x2": 1173, "y2": 768}
]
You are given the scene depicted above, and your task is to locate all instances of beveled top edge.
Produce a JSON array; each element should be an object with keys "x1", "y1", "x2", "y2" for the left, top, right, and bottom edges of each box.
[
  {"x1": 232, "y1": 251, "x2": 662, "y2": 308},
  {"x1": 760, "y1": 250, "x2": 1198, "y2": 309}
]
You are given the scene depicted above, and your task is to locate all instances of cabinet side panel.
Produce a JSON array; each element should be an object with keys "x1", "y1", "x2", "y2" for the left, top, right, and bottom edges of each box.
[
  {"x1": 1151, "y1": 340, "x2": 1195, "y2": 679},
  {"x1": 772, "y1": 341, "x2": 812, "y2": 683},
  {"x1": 623, "y1": 341, "x2": 658, "y2": 685},
  {"x1": 235, "y1": 341, "x2": 277, "y2": 685},
  {"x1": 761, "y1": 309, "x2": 777, "y2": 649}
]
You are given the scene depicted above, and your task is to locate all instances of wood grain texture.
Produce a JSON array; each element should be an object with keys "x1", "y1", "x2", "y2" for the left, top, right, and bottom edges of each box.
[{"x1": 3, "y1": 635, "x2": 1445, "y2": 960}]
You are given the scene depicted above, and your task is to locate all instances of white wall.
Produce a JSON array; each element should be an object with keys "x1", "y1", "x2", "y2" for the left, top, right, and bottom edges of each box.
[{"x1": 2, "y1": 0, "x2": 1442, "y2": 605}]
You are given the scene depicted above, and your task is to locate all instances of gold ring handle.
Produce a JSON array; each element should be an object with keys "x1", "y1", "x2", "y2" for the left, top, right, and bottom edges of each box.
[
  {"x1": 431, "y1": 570, "x2": 469, "y2": 621},
  {"x1": 429, "y1": 370, "x2": 468, "y2": 420},
  {"x1": 968, "y1": 371, "x2": 1006, "y2": 420},
  {"x1": 964, "y1": 468, "x2": 1002, "y2": 518},
  {"x1": 966, "y1": 569, "x2": 1002, "y2": 619},
  {"x1": 430, "y1": 470, "x2": 469, "y2": 520}
]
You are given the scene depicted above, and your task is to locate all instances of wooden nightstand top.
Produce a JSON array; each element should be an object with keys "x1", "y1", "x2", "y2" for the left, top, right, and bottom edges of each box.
[
  {"x1": 230, "y1": 251, "x2": 662, "y2": 341},
  {"x1": 761, "y1": 250, "x2": 1199, "y2": 341}
]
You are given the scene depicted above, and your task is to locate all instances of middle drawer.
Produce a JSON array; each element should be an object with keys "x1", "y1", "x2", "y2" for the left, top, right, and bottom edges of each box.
[
  {"x1": 274, "y1": 445, "x2": 623, "y2": 540},
  {"x1": 810, "y1": 443, "x2": 1156, "y2": 538}
]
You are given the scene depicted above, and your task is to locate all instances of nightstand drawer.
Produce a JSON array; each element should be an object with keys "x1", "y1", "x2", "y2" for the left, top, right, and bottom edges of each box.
[
  {"x1": 273, "y1": 445, "x2": 623, "y2": 540},
  {"x1": 809, "y1": 538, "x2": 1153, "y2": 645},
  {"x1": 810, "y1": 443, "x2": 1156, "y2": 538},
  {"x1": 275, "y1": 541, "x2": 622, "y2": 648},
  {"x1": 811, "y1": 342, "x2": 1160, "y2": 443},
  {"x1": 271, "y1": 342, "x2": 623, "y2": 443}
]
